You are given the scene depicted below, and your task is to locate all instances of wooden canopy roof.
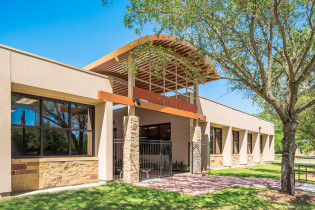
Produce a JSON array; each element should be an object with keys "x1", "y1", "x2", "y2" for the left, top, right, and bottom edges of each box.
[{"x1": 84, "y1": 35, "x2": 220, "y2": 97}]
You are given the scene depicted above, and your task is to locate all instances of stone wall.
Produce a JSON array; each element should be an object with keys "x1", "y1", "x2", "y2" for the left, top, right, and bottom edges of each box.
[
  {"x1": 231, "y1": 155, "x2": 240, "y2": 166},
  {"x1": 190, "y1": 126, "x2": 202, "y2": 173},
  {"x1": 123, "y1": 116, "x2": 140, "y2": 183},
  {"x1": 247, "y1": 154, "x2": 253, "y2": 164},
  {"x1": 12, "y1": 157, "x2": 98, "y2": 192},
  {"x1": 210, "y1": 155, "x2": 223, "y2": 169}
]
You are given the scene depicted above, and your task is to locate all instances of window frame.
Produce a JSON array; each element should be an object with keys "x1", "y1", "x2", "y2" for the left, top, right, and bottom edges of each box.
[
  {"x1": 232, "y1": 131, "x2": 240, "y2": 154},
  {"x1": 247, "y1": 133, "x2": 253, "y2": 154},
  {"x1": 11, "y1": 92, "x2": 95, "y2": 158},
  {"x1": 210, "y1": 127, "x2": 222, "y2": 154}
]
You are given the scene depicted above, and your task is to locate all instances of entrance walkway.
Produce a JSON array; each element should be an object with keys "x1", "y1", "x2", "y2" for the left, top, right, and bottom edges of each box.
[{"x1": 135, "y1": 173, "x2": 314, "y2": 195}]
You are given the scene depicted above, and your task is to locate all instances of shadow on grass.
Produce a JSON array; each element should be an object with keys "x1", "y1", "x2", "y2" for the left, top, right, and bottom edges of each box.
[{"x1": 1, "y1": 182, "x2": 311, "y2": 209}]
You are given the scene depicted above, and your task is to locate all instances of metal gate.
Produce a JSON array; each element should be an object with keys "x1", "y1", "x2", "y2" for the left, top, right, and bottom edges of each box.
[
  {"x1": 113, "y1": 139, "x2": 124, "y2": 181},
  {"x1": 140, "y1": 140, "x2": 172, "y2": 181},
  {"x1": 188, "y1": 142, "x2": 210, "y2": 174},
  {"x1": 113, "y1": 139, "x2": 172, "y2": 181}
]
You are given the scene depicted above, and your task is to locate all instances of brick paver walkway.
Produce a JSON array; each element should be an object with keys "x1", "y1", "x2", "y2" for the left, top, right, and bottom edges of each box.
[{"x1": 135, "y1": 173, "x2": 306, "y2": 195}]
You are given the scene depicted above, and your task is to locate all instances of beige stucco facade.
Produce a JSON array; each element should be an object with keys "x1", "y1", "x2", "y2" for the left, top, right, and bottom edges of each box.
[
  {"x1": 0, "y1": 43, "x2": 274, "y2": 194},
  {"x1": 0, "y1": 44, "x2": 113, "y2": 194},
  {"x1": 113, "y1": 95, "x2": 275, "y2": 169}
]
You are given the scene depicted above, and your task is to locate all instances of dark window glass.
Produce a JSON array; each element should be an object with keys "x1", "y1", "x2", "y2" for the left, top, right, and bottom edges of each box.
[
  {"x1": 11, "y1": 126, "x2": 40, "y2": 156},
  {"x1": 210, "y1": 127, "x2": 222, "y2": 154},
  {"x1": 233, "y1": 131, "x2": 240, "y2": 154},
  {"x1": 140, "y1": 123, "x2": 171, "y2": 141},
  {"x1": 247, "y1": 133, "x2": 252, "y2": 154},
  {"x1": 43, "y1": 99, "x2": 68, "y2": 128},
  {"x1": 43, "y1": 129, "x2": 69, "y2": 156},
  {"x1": 11, "y1": 95, "x2": 40, "y2": 126},
  {"x1": 148, "y1": 125, "x2": 159, "y2": 140},
  {"x1": 160, "y1": 124, "x2": 171, "y2": 140},
  {"x1": 260, "y1": 135, "x2": 263, "y2": 153},
  {"x1": 71, "y1": 131, "x2": 92, "y2": 155},
  {"x1": 140, "y1": 126, "x2": 148, "y2": 139},
  {"x1": 71, "y1": 104, "x2": 93, "y2": 130},
  {"x1": 11, "y1": 92, "x2": 95, "y2": 157}
]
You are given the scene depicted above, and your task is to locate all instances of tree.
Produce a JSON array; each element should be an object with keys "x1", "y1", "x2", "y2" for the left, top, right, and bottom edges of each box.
[{"x1": 103, "y1": 0, "x2": 315, "y2": 195}]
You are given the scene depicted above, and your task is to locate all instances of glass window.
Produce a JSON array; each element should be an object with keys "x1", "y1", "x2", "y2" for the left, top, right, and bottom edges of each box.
[
  {"x1": 160, "y1": 123, "x2": 171, "y2": 140},
  {"x1": 43, "y1": 99, "x2": 68, "y2": 128},
  {"x1": 11, "y1": 92, "x2": 95, "y2": 157},
  {"x1": 11, "y1": 94, "x2": 40, "y2": 126},
  {"x1": 140, "y1": 123, "x2": 171, "y2": 141},
  {"x1": 247, "y1": 133, "x2": 252, "y2": 154},
  {"x1": 210, "y1": 127, "x2": 222, "y2": 154},
  {"x1": 233, "y1": 131, "x2": 240, "y2": 154},
  {"x1": 71, "y1": 104, "x2": 93, "y2": 130},
  {"x1": 71, "y1": 131, "x2": 92, "y2": 155},
  {"x1": 11, "y1": 126, "x2": 40, "y2": 156},
  {"x1": 43, "y1": 129, "x2": 69, "y2": 156}
]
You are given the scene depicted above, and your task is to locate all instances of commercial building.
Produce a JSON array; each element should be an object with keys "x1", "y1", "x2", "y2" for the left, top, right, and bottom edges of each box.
[{"x1": 0, "y1": 35, "x2": 274, "y2": 195}]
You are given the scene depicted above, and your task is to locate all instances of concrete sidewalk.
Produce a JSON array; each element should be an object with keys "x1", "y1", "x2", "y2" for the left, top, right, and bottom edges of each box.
[{"x1": 136, "y1": 173, "x2": 314, "y2": 195}]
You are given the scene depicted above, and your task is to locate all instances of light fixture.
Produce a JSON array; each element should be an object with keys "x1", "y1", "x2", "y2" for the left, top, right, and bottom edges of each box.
[{"x1": 16, "y1": 98, "x2": 38, "y2": 105}]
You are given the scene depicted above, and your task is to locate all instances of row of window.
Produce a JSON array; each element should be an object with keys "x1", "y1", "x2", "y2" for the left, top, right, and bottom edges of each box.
[
  {"x1": 11, "y1": 92, "x2": 95, "y2": 157},
  {"x1": 210, "y1": 127, "x2": 264, "y2": 155}
]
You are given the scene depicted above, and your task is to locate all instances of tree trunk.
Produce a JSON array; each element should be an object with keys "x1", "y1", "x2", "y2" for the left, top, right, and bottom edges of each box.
[{"x1": 281, "y1": 120, "x2": 297, "y2": 195}]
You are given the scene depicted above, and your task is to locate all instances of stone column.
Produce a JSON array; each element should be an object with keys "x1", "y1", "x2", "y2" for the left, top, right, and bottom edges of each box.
[
  {"x1": 123, "y1": 116, "x2": 140, "y2": 183},
  {"x1": 252, "y1": 133, "x2": 260, "y2": 163},
  {"x1": 0, "y1": 48, "x2": 12, "y2": 195},
  {"x1": 239, "y1": 130, "x2": 248, "y2": 165},
  {"x1": 190, "y1": 124, "x2": 202, "y2": 174},
  {"x1": 222, "y1": 126, "x2": 232, "y2": 167}
]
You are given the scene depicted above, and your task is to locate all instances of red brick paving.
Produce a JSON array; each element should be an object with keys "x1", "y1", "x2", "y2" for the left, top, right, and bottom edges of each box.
[{"x1": 135, "y1": 173, "x2": 304, "y2": 196}]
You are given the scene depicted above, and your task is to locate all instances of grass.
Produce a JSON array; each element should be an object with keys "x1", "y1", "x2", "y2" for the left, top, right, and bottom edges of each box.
[
  {"x1": 0, "y1": 182, "x2": 314, "y2": 209},
  {"x1": 208, "y1": 162, "x2": 315, "y2": 182},
  {"x1": 275, "y1": 157, "x2": 315, "y2": 161}
]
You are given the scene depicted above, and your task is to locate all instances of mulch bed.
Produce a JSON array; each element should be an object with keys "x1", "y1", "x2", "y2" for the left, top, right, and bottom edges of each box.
[{"x1": 258, "y1": 190, "x2": 315, "y2": 204}]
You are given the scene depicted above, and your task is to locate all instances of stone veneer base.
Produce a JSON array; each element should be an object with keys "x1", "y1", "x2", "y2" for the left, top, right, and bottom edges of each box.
[{"x1": 11, "y1": 157, "x2": 98, "y2": 192}]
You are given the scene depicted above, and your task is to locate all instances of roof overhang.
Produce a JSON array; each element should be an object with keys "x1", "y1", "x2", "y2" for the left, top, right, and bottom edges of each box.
[{"x1": 84, "y1": 35, "x2": 220, "y2": 97}]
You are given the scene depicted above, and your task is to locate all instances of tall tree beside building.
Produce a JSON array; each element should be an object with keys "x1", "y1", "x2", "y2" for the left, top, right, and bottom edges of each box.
[{"x1": 104, "y1": 0, "x2": 315, "y2": 195}]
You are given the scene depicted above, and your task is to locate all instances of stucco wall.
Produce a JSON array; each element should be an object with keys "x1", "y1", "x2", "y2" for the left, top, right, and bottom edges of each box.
[
  {"x1": 0, "y1": 47, "x2": 12, "y2": 194},
  {"x1": 199, "y1": 97, "x2": 274, "y2": 135},
  {"x1": 0, "y1": 45, "x2": 113, "y2": 193}
]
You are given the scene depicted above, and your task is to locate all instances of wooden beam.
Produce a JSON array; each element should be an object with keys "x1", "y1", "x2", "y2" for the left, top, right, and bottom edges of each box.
[{"x1": 98, "y1": 91, "x2": 134, "y2": 106}]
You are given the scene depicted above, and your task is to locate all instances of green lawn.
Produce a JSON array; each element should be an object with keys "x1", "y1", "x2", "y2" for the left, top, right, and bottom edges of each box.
[
  {"x1": 0, "y1": 182, "x2": 313, "y2": 209},
  {"x1": 208, "y1": 162, "x2": 315, "y2": 182},
  {"x1": 275, "y1": 157, "x2": 315, "y2": 161}
]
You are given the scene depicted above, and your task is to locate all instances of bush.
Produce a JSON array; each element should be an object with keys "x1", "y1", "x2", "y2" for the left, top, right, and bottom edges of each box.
[{"x1": 172, "y1": 161, "x2": 189, "y2": 172}]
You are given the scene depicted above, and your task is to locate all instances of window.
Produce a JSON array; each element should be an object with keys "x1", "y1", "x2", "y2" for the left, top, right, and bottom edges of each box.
[
  {"x1": 232, "y1": 131, "x2": 240, "y2": 154},
  {"x1": 210, "y1": 127, "x2": 222, "y2": 154},
  {"x1": 11, "y1": 92, "x2": 95, "y2": 157},
  {"x1": 139, "y1": 123, "x2": 171, "y2": 155},
  {"x1": 247, "y1": 133, "x2": 253, "y2": 154},
  {"x1": 260, "y1": 135, "x2": 263, "y2": 153},
  {"x1": 140, "y1": 123, "x2": 171, "y2": 140}
]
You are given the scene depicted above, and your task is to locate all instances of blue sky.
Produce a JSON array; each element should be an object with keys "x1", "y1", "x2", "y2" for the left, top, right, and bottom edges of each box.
[{"x1": 0, "y1": 0, "x2": 260, "y2": 114}]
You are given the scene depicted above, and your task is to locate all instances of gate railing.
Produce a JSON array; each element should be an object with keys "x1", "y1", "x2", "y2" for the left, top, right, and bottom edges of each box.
[
  {"x1": 113, "y1": 139, "x2": 172, "y2": 181},
  {"x1": 295, "y1": 164, "x2": 315, "y2": 184},
  {"x1": 140, "y1": 140, "x2": 172, "y2": 181},
  {"x1": 113, "y1": 139, "x2": 124, "y2": 181}
]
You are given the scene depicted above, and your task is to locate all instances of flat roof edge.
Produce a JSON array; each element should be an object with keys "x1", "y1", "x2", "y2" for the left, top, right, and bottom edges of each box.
[
  {"x1": 0, "y1": 44, "x2": 109, "y2": 80},
  {"x1": 199, "y1": 96, "x2": 274, "y2": 125}
]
